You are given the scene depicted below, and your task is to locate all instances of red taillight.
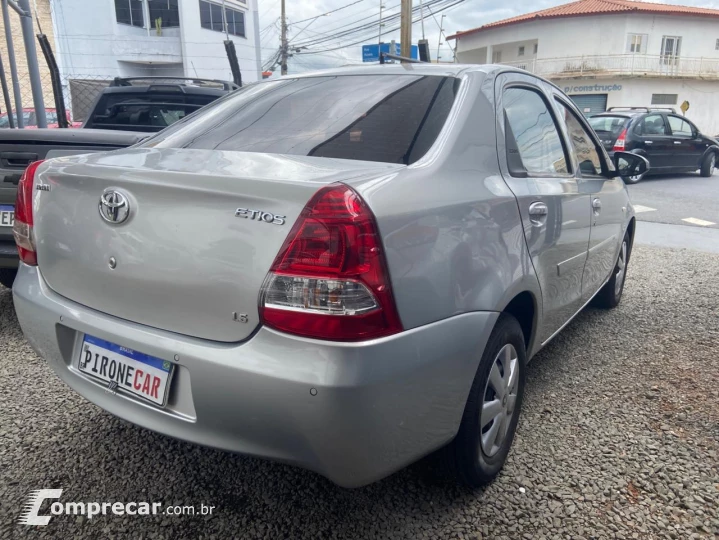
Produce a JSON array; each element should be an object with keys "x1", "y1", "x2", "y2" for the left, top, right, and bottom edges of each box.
[
  {"x1": 613, "y1": 128, "x2": 627, "y2": 151},
  {"x1": 259, "y1": 184, "x2": 403, "y2": 341},
  {"x1": 13, "y1": 160, "x2": 44, "y2": 266}
]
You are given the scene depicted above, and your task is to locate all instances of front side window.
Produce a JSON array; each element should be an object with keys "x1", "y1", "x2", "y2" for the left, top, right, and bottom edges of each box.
[
  {"x1": 667, "y1": 115, "x2": 694, "y2": 137},
  {"x1": 503, "y1": 87, "x2": 568, "y2": 176},
  {"x1": 143, "y1": 75, "x2": 459, "y2": 165},
  {"x1": 149, "y1": 0, "x2": 180, "y2": 28},
  {"x1": 115, "y1": 0, "x2": 144, "y2": 28},
  {"x1": 639, "y1": 114, "x2": 668, "y2": 136},
  {"x1": 555, "y1": 100, "x2": 602, "y2": 176}
]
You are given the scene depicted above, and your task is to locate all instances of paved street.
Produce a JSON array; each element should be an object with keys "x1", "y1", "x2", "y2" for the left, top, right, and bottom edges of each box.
[
  {"x1": 1, "y1": 243, "x2": 718, "y2": 538},
  {"x1": 627, "y1": 172, "x2": 719, "y2": 229}
]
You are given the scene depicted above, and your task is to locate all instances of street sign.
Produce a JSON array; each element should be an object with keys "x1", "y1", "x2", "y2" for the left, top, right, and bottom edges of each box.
[{"x1": 362, "y1": 43, "x2": 419, "y2": 62}]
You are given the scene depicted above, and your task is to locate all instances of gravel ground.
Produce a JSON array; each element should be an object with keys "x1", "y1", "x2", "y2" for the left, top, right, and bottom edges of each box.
[{"x1": 1, "y1": 245, "x2": 718, "y2": 539}]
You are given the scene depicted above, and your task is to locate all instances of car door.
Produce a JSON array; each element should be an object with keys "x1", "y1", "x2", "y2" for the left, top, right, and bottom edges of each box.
[
  {"x1": 552, "y1": 96, "x2": 627, "y2": 302},
  {"x1": 635, "y1": 113, "x2": 672, "y2": 169},
  {"x1": 495, "y1": 73, "x2": 592, "y2": 344},
  {"x1": 666, "y1": 114, "x2": 705, "y2": 169}
]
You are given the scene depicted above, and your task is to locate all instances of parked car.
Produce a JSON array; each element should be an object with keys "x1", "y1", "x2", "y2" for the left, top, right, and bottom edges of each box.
[
  {"x1": 0, "y1": 108, "x2": 82, "y2": 129},
  {"x1": 82, "y1": 76, "x2": 238, "y2": 133},
  {"x1": 11, "y1": 65, "x2": 647, "y2": 488},
  {"x1": 588, "y1": 107, "x2": 718, "y2": 183},
  {"x1": 0, "y1": 128, "x2": 146, "y2": 289}
]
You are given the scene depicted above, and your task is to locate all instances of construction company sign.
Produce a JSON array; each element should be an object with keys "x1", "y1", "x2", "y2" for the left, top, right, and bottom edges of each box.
[{"x1": 562, "y1": 83, "x2": 623, "y2": 93}]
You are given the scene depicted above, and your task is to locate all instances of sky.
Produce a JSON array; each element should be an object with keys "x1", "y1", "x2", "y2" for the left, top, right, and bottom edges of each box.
[{"x1": 258, "y1": 0, "x2": 719, "y2": 74}]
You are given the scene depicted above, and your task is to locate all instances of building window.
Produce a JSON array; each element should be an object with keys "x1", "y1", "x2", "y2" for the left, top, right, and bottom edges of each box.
[
  {"x1": 661, "y1": 36, "x2": 681, "y2": 65},
  {"x1": 626, "y1": 33, "x2": 647, "y2": 54},
  {"x1": 533, "y1": 43, "x2": 538, "y2": 54},
  {"x1": 651, "y1": 93, "x2": 678, "y2": 105},
  {"x1": 149, "y1": 0, "x2": 180, "y2": 28},
  {"x1": 115, "y1": 0, "x2": 144, "y2": 28},
  {"x1": 715, "y1": 38, "x2": 719, "y2": 50},
  {"x1": 492, "y1": 50, "x2": 502, "y2": 63},
  {"x1": 518, "y1": 46, "x2": 525, "y2": 57},
  {"x1": 199, "y1": 0, "x2": 246, "y2": 37}
]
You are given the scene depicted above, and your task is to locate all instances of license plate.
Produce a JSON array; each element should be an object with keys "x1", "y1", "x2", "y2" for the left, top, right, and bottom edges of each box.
[
  {"x1": 78, "y1": 335, "x2": 174, "y2": 407},
  {"x1": 0, "y1": 205, "x2": 13, "y2": 227}
]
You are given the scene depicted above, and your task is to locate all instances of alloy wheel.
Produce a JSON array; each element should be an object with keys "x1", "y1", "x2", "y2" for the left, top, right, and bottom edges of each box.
[{"x1": 480, "y1": 344, "x2": 519, "y2": 458}]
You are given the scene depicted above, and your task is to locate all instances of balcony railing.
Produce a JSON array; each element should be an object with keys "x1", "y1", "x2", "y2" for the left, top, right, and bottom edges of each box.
[{"x1": 502, "y1": 54, "x2": 719, "y2": 79}]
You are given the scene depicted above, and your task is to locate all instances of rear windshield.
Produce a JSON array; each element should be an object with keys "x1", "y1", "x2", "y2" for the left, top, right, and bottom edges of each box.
[
  {"x1": 86, "y1": 92, "x2": 219, "y2": 132},
  {"x1": 142, "y1": 75, "x2": 460, "y2": 164},
  {"x1": 588, "y1": 115, "x2": 628, "y2": 135}
]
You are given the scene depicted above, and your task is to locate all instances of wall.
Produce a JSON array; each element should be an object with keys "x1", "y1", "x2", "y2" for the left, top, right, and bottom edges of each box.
[
  {"x1": 178, "y1": 0, "x2": 261, "y2": 83},
  {"x1": 455, "y1": 13, "x2": 719, "y2": 62},
  {"x1": 557, "y1": 77, "x2": 719, "y2": 134},
  {"x1": 0, "y1": 0, "x2": 55, "y2": 112},
  {"x1": 50, "y1": 0, "x2": 261, "y2": 82}
]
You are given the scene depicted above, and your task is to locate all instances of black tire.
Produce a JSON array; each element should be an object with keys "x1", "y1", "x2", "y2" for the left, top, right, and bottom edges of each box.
[
  {"x1": 700, "y1": 152, "x2": 716, "y2": 177},
  {"x1": 593, "y1": 232, "x2": 631, "y2": 309},
  {"x1": 0, "y1": 268, "x2": 17, "y2": 289},
  {"x1": 435, "y1": 314, "x2": 527, "y2": 487}
]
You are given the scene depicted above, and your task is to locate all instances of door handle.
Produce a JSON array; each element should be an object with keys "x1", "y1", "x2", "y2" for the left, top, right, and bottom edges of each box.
[
  {"x1": 592, "y1": 198, "x2": 602, "y2": 215},
  {"x1": 644, "y1": 141, "x2": 653, "y2": 144},
  {"x1": 674, "y1": 141, "x2": 682, "y2": 145},
  {"x1": 528, "y1": 201, "x2": 548, "y2": 226}
]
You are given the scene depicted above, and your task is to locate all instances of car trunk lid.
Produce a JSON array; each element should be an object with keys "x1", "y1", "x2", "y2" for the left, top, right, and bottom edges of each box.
[{"x1": 33, "y1": 148, "x2": 402, "y2": 342}]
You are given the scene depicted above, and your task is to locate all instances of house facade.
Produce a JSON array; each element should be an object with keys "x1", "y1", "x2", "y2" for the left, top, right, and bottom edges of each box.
[{"x1": 449, "y1": 0, "x2": 719, "y2": 134}]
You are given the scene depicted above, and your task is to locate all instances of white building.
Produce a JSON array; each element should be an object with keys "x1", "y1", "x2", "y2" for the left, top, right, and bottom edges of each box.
[
  {"x1": 449, "y1": 0, "x2": 719, "y2": 134},
  {"x1": 50, "y1": 0, "x2": 262, "y2": 83}
]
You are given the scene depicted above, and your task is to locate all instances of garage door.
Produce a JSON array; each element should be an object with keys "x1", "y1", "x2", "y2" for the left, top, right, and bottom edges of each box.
[{"x1": 569, "y1": 94, "x2": 608, "y2": 116}]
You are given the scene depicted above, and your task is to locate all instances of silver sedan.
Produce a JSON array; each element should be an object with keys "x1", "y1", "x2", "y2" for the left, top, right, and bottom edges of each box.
[{"x1": 12, "y1": 64, "x2": 646, "y2": 487}]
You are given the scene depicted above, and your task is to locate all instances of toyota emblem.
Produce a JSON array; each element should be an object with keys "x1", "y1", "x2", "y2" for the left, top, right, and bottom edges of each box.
[{"x1": 99, "y1": 190, "x2": 130, "y2": 224}]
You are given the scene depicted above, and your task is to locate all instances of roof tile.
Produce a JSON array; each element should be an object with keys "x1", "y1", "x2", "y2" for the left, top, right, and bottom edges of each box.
[{"x1": 448, "y1": 0, "x2": 719, "y2": 40}]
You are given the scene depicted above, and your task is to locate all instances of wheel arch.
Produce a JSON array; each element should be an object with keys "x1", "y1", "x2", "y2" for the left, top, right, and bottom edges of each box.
[{"x1": 500, "y1": 290, "x2": 538, "y2": 359}]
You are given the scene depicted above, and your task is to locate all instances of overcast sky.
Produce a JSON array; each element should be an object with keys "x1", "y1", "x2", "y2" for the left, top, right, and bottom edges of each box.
[{"x1": 258, "y1": 0, "x2": 719, "y2": 74}]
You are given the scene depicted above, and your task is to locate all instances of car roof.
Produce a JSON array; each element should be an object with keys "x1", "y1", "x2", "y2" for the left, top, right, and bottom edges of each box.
[{"x1": 279, "y1": 63, "x2": 511, "y2": 79}]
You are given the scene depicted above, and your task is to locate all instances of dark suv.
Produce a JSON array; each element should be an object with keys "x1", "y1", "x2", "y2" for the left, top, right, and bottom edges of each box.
[
  {"x1": 588, "y1": 107, "x2": 719, "y2": 183},
  {"x1": 83, "y1": 77, "x2": 238, "y2": 133}
]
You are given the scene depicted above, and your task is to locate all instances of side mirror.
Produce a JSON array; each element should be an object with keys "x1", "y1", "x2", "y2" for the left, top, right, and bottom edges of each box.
[{"x1": 612, "y1": 151, "x2": 649, "y2": 179}]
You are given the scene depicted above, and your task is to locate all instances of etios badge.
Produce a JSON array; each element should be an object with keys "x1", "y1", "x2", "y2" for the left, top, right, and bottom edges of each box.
[{"x1": 99, "y1": 190, "x2": 130, "y2": 224}]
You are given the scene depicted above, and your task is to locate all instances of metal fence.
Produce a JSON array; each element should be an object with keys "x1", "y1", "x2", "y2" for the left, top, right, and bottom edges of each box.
[
  {"x1": 0, "y1": 71, "x2": 112, "y2": 126},
  {"x1": 502, "y1": 54, "x2": 719, "y2": 79}
]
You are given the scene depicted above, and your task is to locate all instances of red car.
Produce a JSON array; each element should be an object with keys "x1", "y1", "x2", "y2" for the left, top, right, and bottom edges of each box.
[{"x1": 0, "y1": 108, "x2": 82, "y2": 129}]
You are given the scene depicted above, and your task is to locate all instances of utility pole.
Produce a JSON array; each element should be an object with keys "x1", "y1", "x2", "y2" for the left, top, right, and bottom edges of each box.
[
  {"x1": 419, "y1": 0, "x2": 425, "y2": 40},
  {"x1": 280, "y1": 0, "x2": 288, "y2": 75},
  {"x1": 437, "y1": 14, "x2": 446, "y2": 62},
  {"x1": 378, "y1": 1, "x2": 384, "y2": 48},
  {"x1": 400, "y1": 0, "x2": 411, "y2": 60}
]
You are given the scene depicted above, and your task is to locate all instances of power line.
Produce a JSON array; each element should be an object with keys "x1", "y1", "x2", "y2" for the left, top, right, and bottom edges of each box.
[{"x1": 290, "y1": 0, "x2": 366, "y2": 26}]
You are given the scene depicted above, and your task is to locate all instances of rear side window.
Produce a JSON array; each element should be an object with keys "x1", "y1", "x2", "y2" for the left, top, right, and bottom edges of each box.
[
  {"x1": 588, "y1": 115, "x2": 627, "y2": 136},
  {"x1": 143, "y1": 75, "x2": 459, "y2": 165},
  {"x1": 503, "y1": 87, "x2": 568, "y2": 175},
  {"x1": 638, "y1": 114, "x2": 668, "y2": 136},
  {"x1": 667, "y1": 115, "x2": 694, "y2": 137}
]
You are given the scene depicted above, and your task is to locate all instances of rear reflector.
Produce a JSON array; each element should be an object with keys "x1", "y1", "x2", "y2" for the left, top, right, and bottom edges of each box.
[
  {"x1": 13, "y1": 160, "x2": 44, "y2": 266},
  {"x1": 259, "y1": 184, "x2": 403, "y2": 341}
]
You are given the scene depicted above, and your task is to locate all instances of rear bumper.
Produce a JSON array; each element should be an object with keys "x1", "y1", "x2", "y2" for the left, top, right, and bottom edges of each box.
[
  {"x1": 13, "y1": 264, "x2": 498, "y2": 487},
  {"x1": 0, "y1": 240, "x2": 18, "y2": 268}
]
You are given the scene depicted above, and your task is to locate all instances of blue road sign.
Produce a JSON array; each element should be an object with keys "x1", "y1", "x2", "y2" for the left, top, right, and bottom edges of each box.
[{"x1": 362, "y1": 43, "x2": 419, "y2": 62}]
